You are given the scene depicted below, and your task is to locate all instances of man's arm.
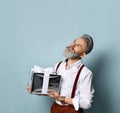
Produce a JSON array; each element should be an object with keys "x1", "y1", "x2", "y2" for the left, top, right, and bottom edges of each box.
[{"x1": 48, "y1": 90, "x2": 73, "y2": 104}]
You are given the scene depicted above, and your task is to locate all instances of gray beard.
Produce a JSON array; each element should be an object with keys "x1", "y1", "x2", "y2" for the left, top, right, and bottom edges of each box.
[{"x1": 63, "y1": 48, "x2": 79, "y2": 59}]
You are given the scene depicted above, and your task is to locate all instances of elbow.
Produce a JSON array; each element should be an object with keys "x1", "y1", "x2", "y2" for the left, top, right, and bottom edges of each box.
[
  {"x1": 80, "y1": 100, "x2": 92, "y2": 110},
  {"x1": 83, "y1": 102, "x2": 91, "y2": 109}
]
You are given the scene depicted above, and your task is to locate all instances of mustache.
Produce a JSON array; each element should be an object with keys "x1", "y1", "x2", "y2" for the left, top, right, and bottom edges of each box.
[{"x1": 63, "y1": 46, "x2": 79, "y2": 59}]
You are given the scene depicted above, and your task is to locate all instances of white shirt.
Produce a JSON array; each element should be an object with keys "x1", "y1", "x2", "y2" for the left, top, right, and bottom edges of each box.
[{"x1": 54, "y1": 59, "x2": 94, "y2": 111}]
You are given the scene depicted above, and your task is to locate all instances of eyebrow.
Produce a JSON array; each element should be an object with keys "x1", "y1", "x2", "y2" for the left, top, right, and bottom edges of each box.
[{"x1": 73, "y1": 40, "x2": 83, "y2": 47}]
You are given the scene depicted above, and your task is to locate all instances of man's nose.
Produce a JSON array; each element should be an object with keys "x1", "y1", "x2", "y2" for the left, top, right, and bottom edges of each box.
[{"x1": 67, "y1": 44, "x2": 74, "y2": 50}]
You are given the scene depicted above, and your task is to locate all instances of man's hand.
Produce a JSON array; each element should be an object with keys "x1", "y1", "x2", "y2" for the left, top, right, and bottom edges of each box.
[
  {"x1": 26, "y1": 85, "x2": 31, "y2": 93},
  {"x1": 48, "y1": 90, "x2": 72, "y2": 105},
  {"x1": 48, "y1": 90, "x2": 59, "y2": 100}
]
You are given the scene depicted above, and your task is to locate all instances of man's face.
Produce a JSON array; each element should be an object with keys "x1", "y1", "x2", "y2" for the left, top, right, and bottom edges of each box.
[{"x1": 63, "y1": 38, "x2": 87, "y2": 59}]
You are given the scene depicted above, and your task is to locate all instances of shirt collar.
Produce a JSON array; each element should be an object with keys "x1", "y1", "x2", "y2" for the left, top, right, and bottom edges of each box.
[{"x1": 64, "y1": 59, "x2": 83, "y2": 69}]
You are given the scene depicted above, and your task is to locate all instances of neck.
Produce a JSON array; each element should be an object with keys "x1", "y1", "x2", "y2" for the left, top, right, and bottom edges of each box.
[{"x1": 66, "y1": 58, "x2": 81, "y2": 69}]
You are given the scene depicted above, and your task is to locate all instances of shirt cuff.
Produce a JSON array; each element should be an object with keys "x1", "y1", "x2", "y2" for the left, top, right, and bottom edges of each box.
[{"x1": 72, "y1": 98, "x2": 79, "y2": 111}]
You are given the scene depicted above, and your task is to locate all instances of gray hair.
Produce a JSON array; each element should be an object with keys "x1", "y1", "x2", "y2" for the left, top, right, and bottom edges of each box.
[{"x1": 81, "y1": 34, "x2": 94, "y2": 54}]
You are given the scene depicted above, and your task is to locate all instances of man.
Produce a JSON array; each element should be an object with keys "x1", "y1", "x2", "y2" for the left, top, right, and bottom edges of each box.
[{"x1": 27, "y1": 34, "x2": 94, "y2": 113}]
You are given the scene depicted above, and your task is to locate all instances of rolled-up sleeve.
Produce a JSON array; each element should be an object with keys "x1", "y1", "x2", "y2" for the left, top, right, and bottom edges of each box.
[{"x1": 72, "y1": 69, "x2": 94, "y2": 111}]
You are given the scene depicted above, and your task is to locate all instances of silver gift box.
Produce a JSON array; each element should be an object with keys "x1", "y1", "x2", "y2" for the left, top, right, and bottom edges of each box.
[{"x1": 28, "y1": 73, "x2": 61, "y2": 95}]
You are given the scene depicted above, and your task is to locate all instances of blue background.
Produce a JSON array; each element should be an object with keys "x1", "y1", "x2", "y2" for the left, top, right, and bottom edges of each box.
[{"x1": 0, "y1": 0, "x2": 120, "y2": 113}]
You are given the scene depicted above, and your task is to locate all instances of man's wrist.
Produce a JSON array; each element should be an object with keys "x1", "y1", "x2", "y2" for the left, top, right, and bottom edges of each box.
[{"x1": 57, "y1": 96, "x2": 66, "y2": 104}]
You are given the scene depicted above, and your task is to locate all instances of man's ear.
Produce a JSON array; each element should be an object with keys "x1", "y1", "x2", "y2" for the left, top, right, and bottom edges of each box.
[{"x1": 81, "y1": 52, "x2": 86, "y2": 58}]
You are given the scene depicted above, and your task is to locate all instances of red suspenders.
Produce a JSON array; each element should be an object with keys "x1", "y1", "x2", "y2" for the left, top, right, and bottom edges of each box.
[
  {"x1": 71, "y1": 65, "x2": 84, "y2": 98},
  {"x1": 56, "y1": 61, "x2": 62, "y2": 72},
  {"x1": 56, "y1": 61, "x2": 85, "y2": 98}
]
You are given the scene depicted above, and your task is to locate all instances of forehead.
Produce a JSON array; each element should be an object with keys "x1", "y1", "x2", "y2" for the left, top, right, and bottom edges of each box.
[{"x1": 74, "y1": 38, "x2": 87, "y2": 45}]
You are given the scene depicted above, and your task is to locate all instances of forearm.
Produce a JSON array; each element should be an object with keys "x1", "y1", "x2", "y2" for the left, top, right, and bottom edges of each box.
[
  {"x1": 48, "y1": 90, "x2": 73, "y2": 105},
  {"x1": 64, "y1": 97, "x2": 73, "y2": 105},
  {"x1": 56, "y1": 96, "x2": 73, "y2": 105}
]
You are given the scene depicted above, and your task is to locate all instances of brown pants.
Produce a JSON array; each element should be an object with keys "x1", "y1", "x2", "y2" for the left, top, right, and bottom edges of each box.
[{"x1": 51, "y1": 103, "x2": 84, "y2": 113}]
